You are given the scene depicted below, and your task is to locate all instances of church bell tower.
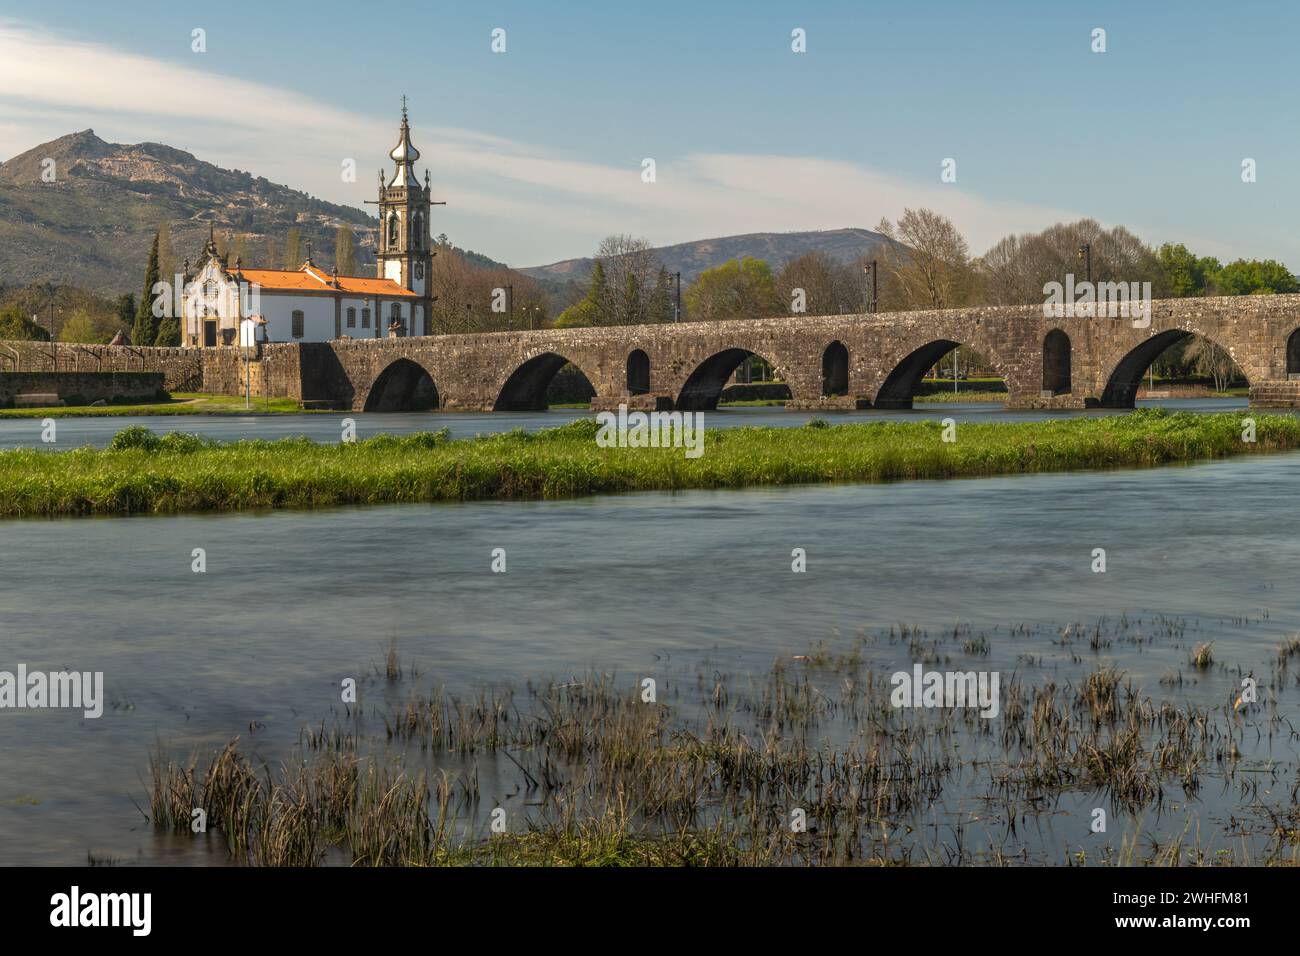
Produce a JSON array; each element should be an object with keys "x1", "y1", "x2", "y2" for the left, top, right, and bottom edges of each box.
[{"x1": 375, "y1": 101, "x2": 438, "y2": 335}]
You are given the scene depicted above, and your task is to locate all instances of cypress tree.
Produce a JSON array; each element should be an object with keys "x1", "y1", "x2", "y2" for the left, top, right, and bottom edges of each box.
[
  {"x1": 647, "y1": 267, "x2": 672, "y2": 323},
  {"x1": 586, "y1": 260, "x2": 609, "y2": 324},
  {"x1": 622, "y1": 272, "x2": 641, "y2": 326},
  {"x1": 133, "y1": 232, "x2": 161, "y2": 347},
  {"x1": 154, "y1": 312, "x2": 181, "y2": 347},
  {"x1": 283, "y1": 228, "x2": 302, "y2": 269},
  {"x1": 114, "y1": 293, "x2": 135, "y2": 330},
  {"x1": 335, "y1": 226, "x2": 357, "y2": 275}
]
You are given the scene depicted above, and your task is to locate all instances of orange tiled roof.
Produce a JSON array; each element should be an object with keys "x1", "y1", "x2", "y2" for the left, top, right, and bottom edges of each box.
[{"x1": 225, "y1": 266, "x2": 418, "y2": 298}]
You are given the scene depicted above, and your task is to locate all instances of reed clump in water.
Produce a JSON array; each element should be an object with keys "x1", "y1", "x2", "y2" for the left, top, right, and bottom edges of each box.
[{"x1": 145, "y1": 619, "x2": 1300, "y2": 866}]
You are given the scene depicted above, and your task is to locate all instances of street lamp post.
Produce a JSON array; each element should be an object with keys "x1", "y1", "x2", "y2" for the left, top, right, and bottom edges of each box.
[
  {"x1": 672, "y1": 271, "x2": 681, "y2": 322},
  {"x1": 864, "y1": 259, "x2": 879, "y2": 314},
  {"x1": 1077, "y1": 243, "x2": 1092, "y2": 285}
]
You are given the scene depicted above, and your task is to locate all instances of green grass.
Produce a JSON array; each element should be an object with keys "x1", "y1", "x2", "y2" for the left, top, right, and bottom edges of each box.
[
  {"x1": 0, "y1": 392, "x2": 305, "y2": 418},
  {"x1": 0, "y1": 409, "x2": 1295, "y2": 517},
  {"x1": 912, "y1": 391, "x2": 1008, "y2": 403}
]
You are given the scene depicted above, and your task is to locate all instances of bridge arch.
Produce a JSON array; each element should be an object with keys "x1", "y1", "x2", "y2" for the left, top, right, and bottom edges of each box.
[
  {"x1": 676, "y1": 347, "x2": 791, "y2": 410},
  {"x1": 363, "y1": 357, "x2": 439, "y2": 412},
  {"x1": 1043, "y1": 329, "x2": 1071, "y2": 394},
  {"x1": 493, "y1": 351, "x2": 598, "y2": 411},
  {"x1": 875, "y1": 337, "x2": 1013, "y2": 408},
  {"x1": 822, "y1": 341, "x2": 848, "y2": 397},
  {"x1": 627, "y1": 349, "x2": 650, "y2": 395},
  {"x1": 1287, "y1": 328, "x2": 1300, "y2": 376},
  {"x1": 1098, "y1": 330, "x2": 1248, "y2": 407}
]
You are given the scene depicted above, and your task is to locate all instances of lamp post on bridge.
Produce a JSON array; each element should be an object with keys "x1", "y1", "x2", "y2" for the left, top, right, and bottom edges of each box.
[
  {"x1": 864, "y1": 259, "x2": 878, "y2": 314},
  {"x1": 1077, "y1": 243, "x2": 1092, "y2": 285}
]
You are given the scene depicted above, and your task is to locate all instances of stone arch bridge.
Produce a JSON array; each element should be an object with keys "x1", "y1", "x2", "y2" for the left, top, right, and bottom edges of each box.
[{"x1": 197, "y1": 293, "x2": 1300, "y2": 411}]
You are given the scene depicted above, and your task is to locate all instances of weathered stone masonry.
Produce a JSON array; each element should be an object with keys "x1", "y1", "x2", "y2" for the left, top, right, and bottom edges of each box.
[
  {"x1": 6, "y1": 293, "x2": 1300, "y2": 412},
  {"x1": 0, "y1": 342, "x2": 202, "y2": 392}
]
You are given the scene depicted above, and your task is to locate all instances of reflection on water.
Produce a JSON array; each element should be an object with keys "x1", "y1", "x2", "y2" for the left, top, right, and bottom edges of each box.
[
  {"x1": 1, "y1": 447, "x2": 1298, "y2": 863},
  {"x1": 0, "y1": 397, "x2": 1253, "y2": 450}
]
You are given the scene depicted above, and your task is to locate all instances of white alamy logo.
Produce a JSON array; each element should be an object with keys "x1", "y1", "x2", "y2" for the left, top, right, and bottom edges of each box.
[
  {"x1": 1043, "y1": 273, "x2": 1151, "y2": 328},
  {"x1": 0, "y1": 665, "x2": 104, "y2": 719},
  {"x1": 890, "y1": 664, "x2": 1000, "y2": 718},
  {"x1": 595, "y1": 405, "x2": 704, "y2": 459},
  {"x1": 50, "y1": 886, "x2": 151, "y2": 936}
]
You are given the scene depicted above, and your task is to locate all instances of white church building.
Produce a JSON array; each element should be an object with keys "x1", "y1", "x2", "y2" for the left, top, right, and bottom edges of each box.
[{"x1": 182, "y1": 105, "x2": 438, "y2": 348}]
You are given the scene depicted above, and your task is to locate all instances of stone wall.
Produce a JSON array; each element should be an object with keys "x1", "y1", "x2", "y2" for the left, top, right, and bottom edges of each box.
[
  {"x1": 0, "y1": 341, "x2": 203, "y2": 391},
  {"x1": 0, "y1": 371, "x2": 165, "y2": 407}
]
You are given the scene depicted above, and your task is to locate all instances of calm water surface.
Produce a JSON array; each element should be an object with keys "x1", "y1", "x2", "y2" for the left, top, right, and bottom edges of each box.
[{"x1": 1, "y1": 439, "x2": 1297, "y2": 863}]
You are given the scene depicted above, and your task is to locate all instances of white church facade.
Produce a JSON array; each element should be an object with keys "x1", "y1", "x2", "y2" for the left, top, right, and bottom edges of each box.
[{"x1": 182, "y1": 106, "x2": 438, "y2": 348}]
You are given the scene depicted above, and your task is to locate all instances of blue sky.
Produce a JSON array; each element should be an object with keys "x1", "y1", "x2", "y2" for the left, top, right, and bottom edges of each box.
[{"x1": 0, "y1": 0, "x2": 1297, "y2": 267}]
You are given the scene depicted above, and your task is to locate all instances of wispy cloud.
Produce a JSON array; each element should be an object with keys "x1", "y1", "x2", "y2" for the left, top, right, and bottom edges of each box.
[{"x1": 0, "y1": 18, "x2": 1078, "y2": 266}]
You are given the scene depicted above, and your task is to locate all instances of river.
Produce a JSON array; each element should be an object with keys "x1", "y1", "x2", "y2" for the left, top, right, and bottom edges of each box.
[{"x1": 1, "y1": 398, "x2": 1297, "y2": 864}]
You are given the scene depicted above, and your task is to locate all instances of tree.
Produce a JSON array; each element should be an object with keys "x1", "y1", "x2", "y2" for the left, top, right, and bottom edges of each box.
[
  {"x1": 133, "y1": 232, "x2": 161, "y2": 348},
  {"x1": 1184, "y1": 335, "x2": 1243, "y2": 392},
  {"x1": 683, "y1": 257, "x2": 783, "y2": 323},
  {"x1": 554, "y1": 298, "x2": 599, "y2": 328},
  {"x1": 114, "y1": 293, "x2": 135, "y2": 331},
  {"x1": 622, "y1": 272, "x2": 642, "y2": 326},
  {"x1": 157, "y1": 221, "x2": 176, "y2": 286},
  {"x1": 154, "y1": 310, "x2": 181, "y2": 347},
  {"x1": 776, "y1": 251, "x2": 861, "y2": 316},
  {"x1": 0, "y1": 305, "x2": 51, "y2": 341},
  {"x1": 335, "y1": 226, "x2": 358, "y2": 275},
  {"x1": 1214, "y1": 258, "x2": 1299, "y2": 295},
  {"x1": 646, "y1": 268, "x2": 674, "y2": 323},
  {"x1": 283, "y1": 228, "x2": 302, "y2": 270},
  {"x1": 594, "y1": 235, "x2": 661, "y2": 325},
  {"x1": 974, "y1": 219, "x2": 1161, "y2": 305},
  {"x1": 581, "y1": 260, "x2": 612, "y2": 325},
  {"x1": 58, "y1": 310, "x2": 104, "y2": 344},
  {"x1": 1157, "y1": 243, "x2": 1220, "y2": 297},
  {"x1": 876, "y1": 209, "x2": 973, "y2": 310}
]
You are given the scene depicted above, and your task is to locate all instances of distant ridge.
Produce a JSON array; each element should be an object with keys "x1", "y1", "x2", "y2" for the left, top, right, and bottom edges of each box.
[
  {"x1": 0, "y1": 130, "x2": 377, "y2": 295},
  {"x1": 518, "y1": 228, "x2": 896, "y2": 286}
]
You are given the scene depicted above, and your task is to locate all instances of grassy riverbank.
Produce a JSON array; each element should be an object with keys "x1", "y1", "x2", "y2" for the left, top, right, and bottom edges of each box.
[
  {"x1": 0, "y1": 392, "x2": 305, "y2": 417},
  {"x1": 0, "y1": 409, "x2": 1295, "y2": 517}
]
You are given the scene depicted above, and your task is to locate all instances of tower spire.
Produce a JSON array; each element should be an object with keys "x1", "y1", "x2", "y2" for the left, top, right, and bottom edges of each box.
[{"x1": 388, "y1": 98, "x2": 420, "y2": 187}]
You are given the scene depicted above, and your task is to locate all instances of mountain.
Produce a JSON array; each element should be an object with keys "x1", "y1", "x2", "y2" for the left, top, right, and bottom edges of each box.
[
  {"x1": 518, "y1": 228, "x2": 896, "y2": 287},
  {"x1": 0, "y1": 130, "x2": 378, "y2": 295}
]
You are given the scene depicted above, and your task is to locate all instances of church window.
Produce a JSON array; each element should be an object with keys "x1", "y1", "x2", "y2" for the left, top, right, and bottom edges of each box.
[
  {"x1": 361, "y1": 308, "x2": 371, "y2": 329},
  {"x1": 346, "y1": 307, "x2": 356, "y2": 328},
  {"x1": 292, "y1": 310, "x2": 305, "y2": 338}
]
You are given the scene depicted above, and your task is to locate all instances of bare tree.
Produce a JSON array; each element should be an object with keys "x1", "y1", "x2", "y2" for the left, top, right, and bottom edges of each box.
[
  {"x1": 595, "y1": 235, "x2": 662, "y2": 325},
  {"x1": 973, "y1": 219, "x2": 1163, "y2": 306},
  {"x1": 875, "y1": 209, "x2": 973, "y2": 310},
  {"x1": 775, "y1": 252, "x2": 861, "y2": 316},
  {"x1": 1183, "y1": 335, "x2": 1243, "y2": 393}
]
